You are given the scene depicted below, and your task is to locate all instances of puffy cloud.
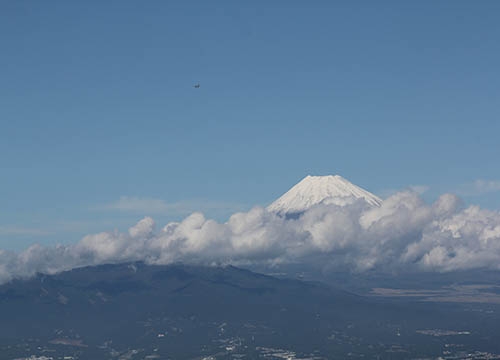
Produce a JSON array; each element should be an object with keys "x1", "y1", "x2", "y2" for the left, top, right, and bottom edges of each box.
[{"x1": 1, "y1": 191, "x2": 500, "y2": 283}]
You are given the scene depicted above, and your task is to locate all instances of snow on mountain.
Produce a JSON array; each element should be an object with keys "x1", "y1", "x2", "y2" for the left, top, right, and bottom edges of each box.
[{"x1": 267, "y1": 175, "x2": 382, "y2": 214}]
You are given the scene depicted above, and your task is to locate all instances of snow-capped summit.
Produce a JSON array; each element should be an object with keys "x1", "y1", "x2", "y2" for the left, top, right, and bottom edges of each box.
[{"x1": 267, "y1": 175, "x2": 382, "y2": 214}]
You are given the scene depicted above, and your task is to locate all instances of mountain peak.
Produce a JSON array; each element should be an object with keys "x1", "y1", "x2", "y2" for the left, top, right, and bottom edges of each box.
[{"x1": 267, "y1": 175, "x2": 382, "y2": 214}]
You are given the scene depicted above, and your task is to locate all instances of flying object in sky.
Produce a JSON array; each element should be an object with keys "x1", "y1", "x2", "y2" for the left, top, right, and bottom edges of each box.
[{"x1": 193, "y1": 83, "x2": 200, "y2": 88}]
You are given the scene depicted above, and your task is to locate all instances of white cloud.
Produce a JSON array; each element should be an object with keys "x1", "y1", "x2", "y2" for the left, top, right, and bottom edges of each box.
[
  {"x1": 378, "y1": 185, "x2": 429, "y2": 199},
  {"x1": 457, "y1": 179, "x2": 500, "y2": 197},
  {"x1": 99, "y1": 196, "x2": 170, "y2": 213},
  {"x1": 2, "y1": 191, "x2": 500, "y2": 284},
  {"x1": 0, "y1": 226, "x2": 52, "y2": 236},
  {"x1": 94, "y1": 196, "x2": 247, "y2": 216},
  {"x1": 408, "y1": 185, "x2": 430, "y2": 195}
]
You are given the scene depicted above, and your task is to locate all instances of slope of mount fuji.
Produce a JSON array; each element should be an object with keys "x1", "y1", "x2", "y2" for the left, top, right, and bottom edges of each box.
[{"x1": 267, "y1": 175, "x2": 382, "y2": 214}]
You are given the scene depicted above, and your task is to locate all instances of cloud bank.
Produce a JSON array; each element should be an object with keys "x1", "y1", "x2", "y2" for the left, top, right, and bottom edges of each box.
[{"x1": 1, "y1": 191, "x2": 500, "y2": 284}]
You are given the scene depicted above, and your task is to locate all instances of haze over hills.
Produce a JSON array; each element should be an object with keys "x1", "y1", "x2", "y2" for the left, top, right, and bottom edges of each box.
[{"x1": 267, "y1": 175, "x2": 383, "y2": 214}]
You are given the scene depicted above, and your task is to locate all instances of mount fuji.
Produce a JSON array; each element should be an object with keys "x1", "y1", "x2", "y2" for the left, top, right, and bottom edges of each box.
[{"x1": 267, "y1": 175, "x2": 382, "y2": 215}]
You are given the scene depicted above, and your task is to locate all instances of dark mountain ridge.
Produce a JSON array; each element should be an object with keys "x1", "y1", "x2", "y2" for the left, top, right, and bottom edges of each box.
[{"x1": 1, "y1": 262, "x2": 499, "y2": 359}]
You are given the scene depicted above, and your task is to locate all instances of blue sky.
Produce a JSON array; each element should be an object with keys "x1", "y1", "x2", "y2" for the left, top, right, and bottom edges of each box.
[{"x1": 1, "y1": 1, "x2": 500, "y2": 251}]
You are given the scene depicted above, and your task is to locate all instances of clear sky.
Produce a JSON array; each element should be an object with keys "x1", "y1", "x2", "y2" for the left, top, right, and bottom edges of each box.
[{"x1": 1, "y1": 1, "x2": 499, "y2": 251}]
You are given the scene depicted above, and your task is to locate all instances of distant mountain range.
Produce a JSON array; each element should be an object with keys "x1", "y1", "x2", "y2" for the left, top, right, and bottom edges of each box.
[{"x1": 1, "y1": 262, "x2": 499, "y2": 359}]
